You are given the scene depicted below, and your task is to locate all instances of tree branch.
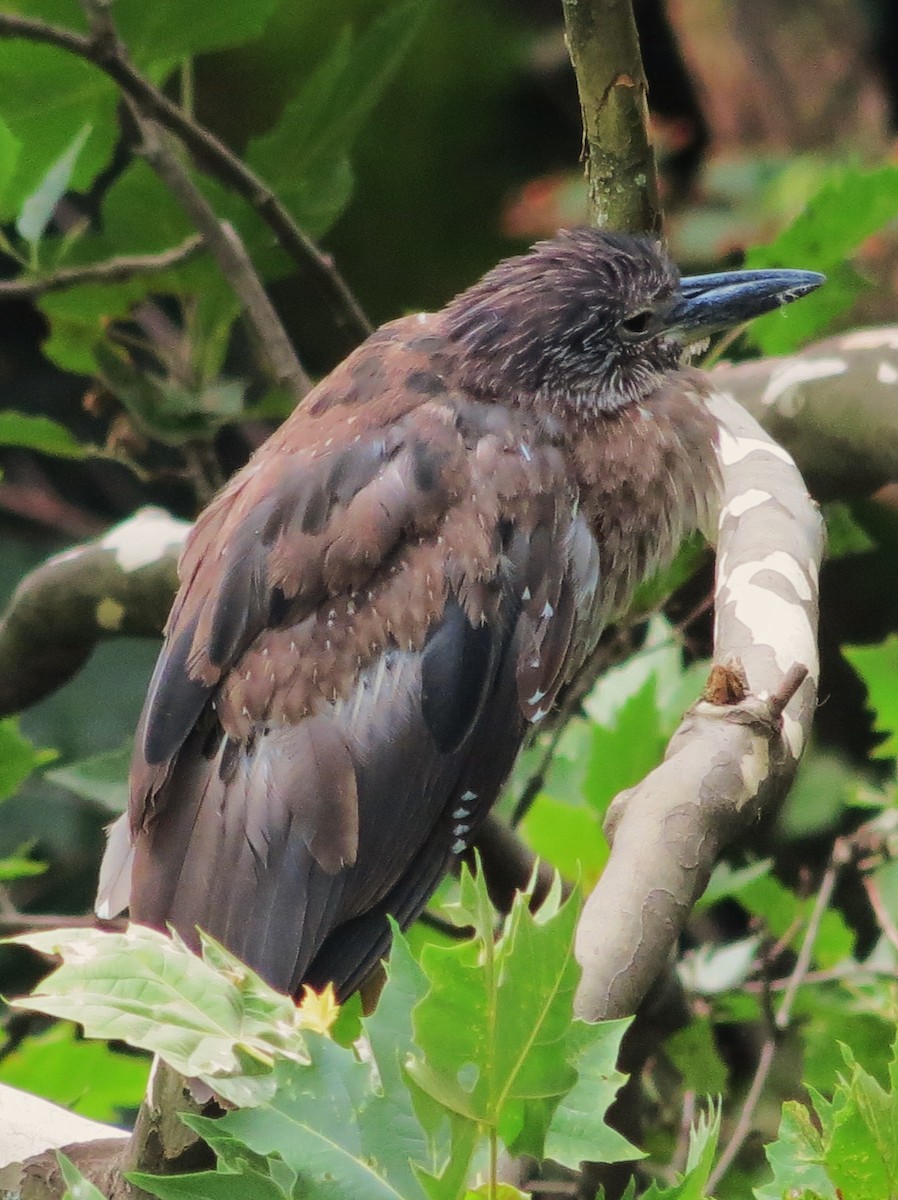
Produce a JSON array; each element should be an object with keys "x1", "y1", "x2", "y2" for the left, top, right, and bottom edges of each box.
[
  {"x1": 0, "y1": 10, "x2": 371, "y2": 347},
  {"x1": 0, "y1": 236, "x2": 202, "y2": 299},
  {"x1": 123, "y1": 102, "x2": 311, "y2": 399},
  {"x1": 0, "y1": 507, "x2": 188, "y2": 718},
  {"x1": 560, "y1": 0, "x2": 662, "y2": 234},
  {"x1": 574, "y1": 391, "x2": 825, "y2": 1023},
  {"x1": 713, "y1": 325, "x2": 898, "y2": 499}
]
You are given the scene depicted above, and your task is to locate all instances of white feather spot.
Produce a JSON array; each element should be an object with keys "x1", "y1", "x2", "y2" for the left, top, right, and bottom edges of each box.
[
  {"x1": 527, "y1": 688, "x2": 547, "y2": 706},
  {"x1": 530, "y1": 706, "x2": 549, "y2": 723},
  {"x1": 522, "y1": 586, "x2": 531, "y2": 602},
  {"x1": 542, "y1": 601, "x2": 554, "y2": 619},
  {"x1": 451, "y1": 838, "x2": 466, "y2": 854},
  {"x1": 519, "y1": 442, "x2": 533, "y2": 462},
  {"x1": 877, "y1": 360, "x2": 898, "y2": 385},
  {"x1": 461, "y1": 790, "x2": 477, "y2": 803}
]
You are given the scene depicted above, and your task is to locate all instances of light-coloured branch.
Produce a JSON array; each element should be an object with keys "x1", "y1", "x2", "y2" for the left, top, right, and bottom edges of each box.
[
  {"x1": 0, "y1": 508, "x2": 188, "y2": 718},
  {"x1": 574, "y1": 390, "x2": 824, "y2": 1022},
  {"x1": 713, "y1": 325, "x2": 898, "y2": 499}
]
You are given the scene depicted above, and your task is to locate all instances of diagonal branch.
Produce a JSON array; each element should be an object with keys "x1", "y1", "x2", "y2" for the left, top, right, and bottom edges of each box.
[
  {"x1": 125, "y1": 103, "x2": 311, "y2": 399},
  {"x1": 574, "y1": 391, "x2": 825, "y2": 1023},
  {"x1": 0, "y1": 235, "x2": 202, "y2": 299},
  {"x1": 0, "y1": 10, "x2": 371, "y2": 348}
]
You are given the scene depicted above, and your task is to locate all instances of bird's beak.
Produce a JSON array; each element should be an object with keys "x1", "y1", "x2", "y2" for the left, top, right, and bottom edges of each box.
[{"x1": 669, "y1": 267, "x2": 826, "y2": 342}]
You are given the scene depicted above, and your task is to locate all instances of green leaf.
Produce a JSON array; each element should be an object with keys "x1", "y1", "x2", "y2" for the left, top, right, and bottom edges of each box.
[
  {"x1": 0, "y1": 716, "x2": 54, "y2": 802},
  {"x1": 8, "y1": 924, "x2": 308, "y2": 1107},
  {"x1": 131, "y1": 1163, "x2": 290, "y2": 1200},
  {"x1": 57, "y1": 1150, "x2": 111, "y2": 1200},
  {"x1": 16, "y1": 123, "x2": 92, "y2": 248},
  {"x1": 410, "y1": 866, "x2": 637, "y2": 1174},
  {"x1": 0, "y1": 411, "x2": 87, "y2": 458},
  {"x1": 746, "y1": 164, "x2": 898, "y2": 354},
  {"x1": 583, "y1": 675, "x2": 666, "y2": 819},
  {"x1": 642, "y1": 1102, "x2": 720, "y2": 1199},
  {"x1": 0, "y1": 1022, "x2": 147, "y2": 1123},
  {"x1": 0, "y1": 41, "x2": 118, "y2": 222},
  {"x1": 543, "y1": 1018, "x2": 637, "y2": 1168},
  {"x1": 248, "y1": 0, "x2": 431, "y2": 236},
  {"x1": 0, "y1": 116, "x2": 21, "y2": 208},
  {"x1": 844, "y1": 636, "x2": 898, "y2": 759},
  {"x1": 47, "y1": 744, "x2": 132, "y2": 813},
  {"x1": 92, "y1": 344, "x2": 248, "y2": 444},
  {"x1": 823, "y1": 502, "x2": 876, "y2": 560},
  {"x1": 519, "y1": 795, "x2": 607, "y2": 887},
  {"x1": 666, "y1": 1018, "x2": 728, "y2": 1096},
  {"x1": 118, "y1": 0, "x2": 281, "y2": 68},
  {"x1": 202, "y1": 1032, "x2": 427, "y2": 1200},
  {"x1": 755, "y1": 1100, "x2": 837, "y2": 1200},
  {"x1": 0, "y1": 850, "x2": 46, "y2": 881}
]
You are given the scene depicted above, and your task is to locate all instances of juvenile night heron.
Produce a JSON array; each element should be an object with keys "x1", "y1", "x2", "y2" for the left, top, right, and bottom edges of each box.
[{"x1": 97, "y1": 229, "x2": 823, "y2": 998}]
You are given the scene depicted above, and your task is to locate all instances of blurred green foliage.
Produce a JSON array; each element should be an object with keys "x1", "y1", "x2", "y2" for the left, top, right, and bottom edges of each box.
[{"x1": 1, "y1": 0, "x2": 898, "y2": 1197}]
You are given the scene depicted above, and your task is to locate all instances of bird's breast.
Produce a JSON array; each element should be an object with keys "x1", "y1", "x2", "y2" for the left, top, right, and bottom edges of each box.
[{"x1": 570, "y1": 378, "x2": 720, "y2": 626}]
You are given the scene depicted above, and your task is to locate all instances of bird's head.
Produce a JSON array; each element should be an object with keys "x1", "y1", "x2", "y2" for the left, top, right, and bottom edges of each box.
[{"x1": 445, "y1": 228, "x2": 824, "y2": 412}]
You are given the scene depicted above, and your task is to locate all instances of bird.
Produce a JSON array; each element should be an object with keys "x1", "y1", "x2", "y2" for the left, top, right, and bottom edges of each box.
[{"x1": 96, "y1": 228, "x2": 823, "y2": 1000}]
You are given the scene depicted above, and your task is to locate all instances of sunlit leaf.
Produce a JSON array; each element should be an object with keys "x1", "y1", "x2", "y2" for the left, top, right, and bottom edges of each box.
[
  {"x1": 0, "y1": 1023, "x2": 147, "y2": 1123},
  {"x1": 0, "y1": 411, "x2": 87, "y2": 458},
  {"x1": 844, "y1": 636, "x2": 898, "y2": 760},
  {"x1": 17, "y1": 123, "x2": 92, "y2": 248},
  {"x1": 47, "y1": 744, "x2": 132, "y2": 813}
]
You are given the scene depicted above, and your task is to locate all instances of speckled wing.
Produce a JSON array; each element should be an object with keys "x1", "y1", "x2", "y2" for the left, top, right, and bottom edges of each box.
[{"x1": 106, "y1": 315, "x2": 589, "y2": 997}]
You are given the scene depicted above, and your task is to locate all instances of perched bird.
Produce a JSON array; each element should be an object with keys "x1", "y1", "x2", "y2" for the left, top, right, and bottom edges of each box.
[{"x1": 97, "y1": 229, "x2": 822, "y2": 999}]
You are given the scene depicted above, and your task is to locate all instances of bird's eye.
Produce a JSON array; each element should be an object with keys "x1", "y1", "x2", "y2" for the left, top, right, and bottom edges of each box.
[{"x1": 619, "y1": 309, "x2": 655, "y2": 340}]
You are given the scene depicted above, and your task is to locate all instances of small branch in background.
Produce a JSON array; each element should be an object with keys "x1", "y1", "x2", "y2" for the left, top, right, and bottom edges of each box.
[
  {"x1": 127, "y1": 106, "x2": 312, "y2": 400},
  {"x1": 560, "y1": 0, "x2": 662, "y2": 234},
  {"x1": 0, "y1": 9, "x2": 372, "y2": 348},
  {"x1": 470, "y1": 815, "x2": 560, "y2": 914},
  {"x1": 707, "y1": 839, "x2": 848, "y2": 1192},
  {"x1": 0, "y1": 507, "x2": 187, "y2": 717},
  {"x1": 0, "y1": 236, "x2": 202, "y2": 299}
]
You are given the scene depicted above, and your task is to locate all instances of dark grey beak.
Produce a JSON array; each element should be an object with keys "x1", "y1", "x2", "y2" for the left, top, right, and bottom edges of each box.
[{"x1": 669, "y1": 268, "x2": 826, "y2": 341}]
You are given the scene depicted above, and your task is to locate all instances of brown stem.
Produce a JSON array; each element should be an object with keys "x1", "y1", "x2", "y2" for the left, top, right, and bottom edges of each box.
[
  {"x1": 0, "y1": 10, "x2": 371, "y2": 346},
  {"x1": 128, "y1": 107, "x2": 311, "y2": 399},
  {"x1": 707, "y1": 844, "x2": 844, "y2": 1192},
  {"x1": 0, "y1": 236, "x2": 202, "y2": 298}
]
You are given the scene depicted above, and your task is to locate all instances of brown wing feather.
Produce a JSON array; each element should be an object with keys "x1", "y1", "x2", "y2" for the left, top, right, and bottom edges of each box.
[{"x1": 119, "y1": 314, "x2": 601, "y2": 997}]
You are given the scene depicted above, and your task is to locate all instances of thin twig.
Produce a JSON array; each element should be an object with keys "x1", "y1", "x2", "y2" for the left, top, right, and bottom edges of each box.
[
  {"x1": 128, "y1": 104, "x2": 311, "y2": 399},
  {"x1": 0, "y1": 10, "x2": 372, "y2": 345},
  {"x1": 862, "y1": 874, "x2": 898, "y2": 954},
  {"x1": 707, "y1": 841, "x2": 846, "y2": 1192},
  {"x1": 671, "y1": 1090, "x2": 696, "y2": 1177},
  {"x1": 0, "y1": 235, "x2": 202, "y2": 298},
  {"x1": 0, "y1": 910, "x2": 126, "y2": 934}
]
